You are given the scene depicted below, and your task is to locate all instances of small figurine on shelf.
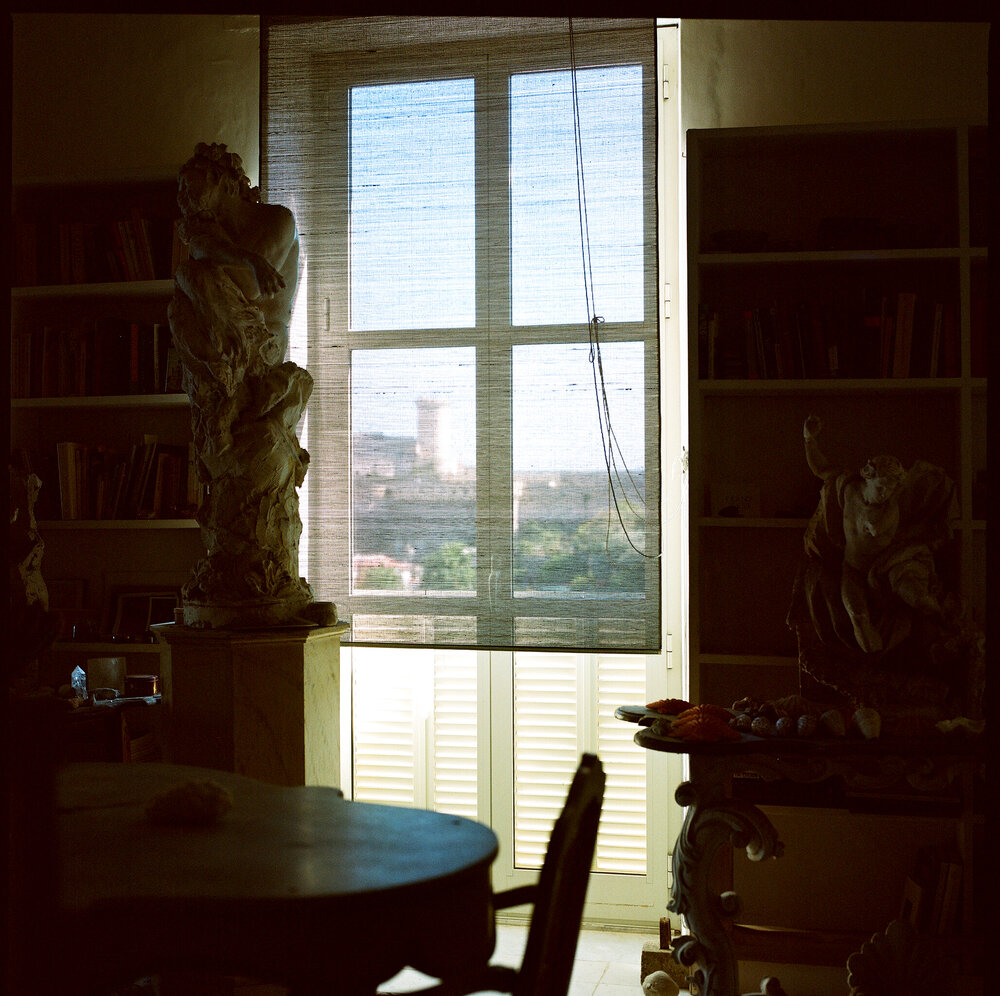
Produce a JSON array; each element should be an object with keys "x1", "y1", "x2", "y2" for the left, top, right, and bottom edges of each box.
[
  {"x1": 168, "y1": 142, "x2": 335, "y2": 630},
  {"x1": 787, "y1": 416, "x2": 984, "y2": 732}
]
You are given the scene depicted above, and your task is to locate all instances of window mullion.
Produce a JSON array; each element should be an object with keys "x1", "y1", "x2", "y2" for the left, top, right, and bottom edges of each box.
[{"x1": 477, "y1": 52, "x2": 515, "y2": 648}]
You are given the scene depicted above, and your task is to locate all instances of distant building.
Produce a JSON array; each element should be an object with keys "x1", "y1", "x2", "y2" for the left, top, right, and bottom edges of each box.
[
  {"x1": 415, "y1": 397, "x2": 459, "y2": 477},
  {"x1": 352, "y1": 429, "x2": 644, "y2": 561}
]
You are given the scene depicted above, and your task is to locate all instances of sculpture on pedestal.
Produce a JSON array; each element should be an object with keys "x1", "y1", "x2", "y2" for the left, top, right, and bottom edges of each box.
[
  {"x1": 168, "y1": 142, "x2": 335, "y2": 629},
  {"x1": 787, "y1": 416, "x2": 984, "y2": 731}
]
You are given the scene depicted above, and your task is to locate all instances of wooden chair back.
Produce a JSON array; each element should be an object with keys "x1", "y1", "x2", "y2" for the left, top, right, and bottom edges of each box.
[{"x1": 511, "y1": 752, "x2": 605, "y2": 996}]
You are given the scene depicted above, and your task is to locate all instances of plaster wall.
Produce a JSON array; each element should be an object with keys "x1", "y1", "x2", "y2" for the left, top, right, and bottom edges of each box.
[
  {"x1": 11, "y1": 14, "x2": 259, "y2": 183},
  {"x1": 681, "y1": 19, "x2": 988, "y2": 133}
]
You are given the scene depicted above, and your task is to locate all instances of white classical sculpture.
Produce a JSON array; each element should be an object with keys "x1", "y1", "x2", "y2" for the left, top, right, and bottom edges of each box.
[
  {"x1": 800, "y1": 414, "x2": 952, "y2": 655},
  {"x1": 168, "y1": 142, "x2": 335, "y2": 629},
  {"x1": 788, "y1": 415, "x2": 984, "y2": 728}
]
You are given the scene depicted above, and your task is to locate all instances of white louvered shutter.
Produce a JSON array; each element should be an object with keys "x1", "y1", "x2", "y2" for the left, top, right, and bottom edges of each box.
[
  {"x1": 512, "y1": 652, "x2": 647, "y2": 875},
  {"x1": 352, "y1": 647, "x2": 480, "y2": 819}
]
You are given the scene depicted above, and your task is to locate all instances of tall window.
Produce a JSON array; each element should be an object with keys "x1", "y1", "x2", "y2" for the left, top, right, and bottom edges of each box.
[
  {"x1": 264, "y1": 17, "x2": 671, "y2": 924},
  {"x1": 265, "y1": 19, "x2": 659, "y2": 653}
]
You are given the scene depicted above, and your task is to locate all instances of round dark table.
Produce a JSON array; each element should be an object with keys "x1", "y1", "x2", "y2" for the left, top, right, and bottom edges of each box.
[{"x1": 56, "y1": 762, "x2": 499, "y2": 994}]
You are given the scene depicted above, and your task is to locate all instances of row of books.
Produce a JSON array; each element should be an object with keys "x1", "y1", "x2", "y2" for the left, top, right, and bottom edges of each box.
[
  {"x1": 898, "y1": 843, "x2": 964, "y2": 938},
  {"x1": 12, "y1": 210, "x2": 189, "y2": 286},
  {"x1": 17, "y1": 436, "x2": 202, "y2": 522},
  {"x1": 698, "y1": 292, "x2": 960, "y2": 380},
  {"x1": 10, "y1": 319, "x2": 184, "y2": 399}
]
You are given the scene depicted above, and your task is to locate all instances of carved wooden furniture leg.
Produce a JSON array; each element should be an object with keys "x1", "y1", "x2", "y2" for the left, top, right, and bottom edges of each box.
[{"x1": 667, "y1": 755, "x2": 785, "y2": 996}]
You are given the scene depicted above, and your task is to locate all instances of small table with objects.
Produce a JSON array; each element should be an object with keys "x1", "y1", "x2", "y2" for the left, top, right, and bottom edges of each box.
[{"x1": 616, "y1": 704, "x2": 984, "y2": 996}]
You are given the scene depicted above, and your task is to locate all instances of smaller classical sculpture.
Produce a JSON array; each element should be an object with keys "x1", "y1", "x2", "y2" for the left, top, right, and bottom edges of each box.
[
  {"x1": 168, "y1": 142, "x2": 334, "y2": 629},
  {"x1": 787, "y1": 416, "x2": 984, "y2": 729},
  {"x1": 9, "y1": 464, "x2": 58, "y2": 691}
]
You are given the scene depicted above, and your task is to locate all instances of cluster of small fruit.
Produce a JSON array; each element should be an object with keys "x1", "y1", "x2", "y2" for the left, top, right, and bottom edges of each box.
[{"x1": 728, "y1": 694, "x2": 881, "y2": 739}]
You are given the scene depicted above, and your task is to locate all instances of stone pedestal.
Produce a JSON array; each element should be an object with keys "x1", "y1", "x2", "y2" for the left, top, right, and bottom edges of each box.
[{"x1": 153, "y1": 622, "x2": 348, "y2": 788}]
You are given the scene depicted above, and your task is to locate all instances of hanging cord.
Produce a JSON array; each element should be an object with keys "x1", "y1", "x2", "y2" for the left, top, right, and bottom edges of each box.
[{"x1": 568, "y1": 18, "x2": 657, "y2": 561}]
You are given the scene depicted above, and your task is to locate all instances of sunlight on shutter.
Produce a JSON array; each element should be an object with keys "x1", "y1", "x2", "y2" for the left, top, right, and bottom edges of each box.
[
  {"x1": 432, "y1": 651, "x2": 479, "y2": 819},
  {"x1": 595, "y1": 655, "x2": 647, "y2": 874},
  {"x1": 353, "y1": 647, "x2": 480, "y2": 818},
  {"x1": 513, "y1": 653, "x2": 579, "y2": 869},
  {"x1": 352, "y1": 649, "x2": 418, "y2": 806},
  {"x1": 512, "y1": 652, "x2": 648, "y2": 874}
]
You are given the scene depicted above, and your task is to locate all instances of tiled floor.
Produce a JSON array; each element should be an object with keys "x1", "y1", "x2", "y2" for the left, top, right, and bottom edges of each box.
[{"x1": 383, "y1": 923, "x2": 664, "y2": 995}]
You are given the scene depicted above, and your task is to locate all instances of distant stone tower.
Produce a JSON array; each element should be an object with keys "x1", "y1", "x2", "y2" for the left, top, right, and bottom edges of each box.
[{"x1": 415, "y1": 398, "x2": 458, "y2": 477}]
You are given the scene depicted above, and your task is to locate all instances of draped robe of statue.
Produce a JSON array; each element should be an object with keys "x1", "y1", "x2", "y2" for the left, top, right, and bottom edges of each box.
[
  {"x1": 167, "y1": 143, "x2": 335, "y2": 629},
  {"x1": 786, "y1": 417, "x2": 983, "y2": 729}
]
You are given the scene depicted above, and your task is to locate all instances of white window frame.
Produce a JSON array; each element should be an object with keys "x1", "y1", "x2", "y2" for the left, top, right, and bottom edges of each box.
[
  {"x1": 306, "y1": 28, "x2": 660, "y2": 651},
  {"x1": 319, "y1": 21, "x2": 688, "y2": 928}
]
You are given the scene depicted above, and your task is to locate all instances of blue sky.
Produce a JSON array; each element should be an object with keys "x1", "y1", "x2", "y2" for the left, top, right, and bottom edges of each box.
[{"x1": 332, "y1": 65, "x2": 647, "y2": 474}]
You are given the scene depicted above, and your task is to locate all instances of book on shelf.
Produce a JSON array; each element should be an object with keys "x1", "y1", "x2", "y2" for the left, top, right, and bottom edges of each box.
[
  {"x1": 891, "y1": 291, "x2": 916, "y2": 378},
  {"x1": 138, "y1": 442, "x2": 189, "y2": 519},
  {"x1": 928, "y1": 300, "x2": 943, "y2": 378},
  {"x1": 11, "y1": 201, "x2": 176, "y2": 287},
  {"x1": 934, "y1": 856, "x2": 963, "y2": 937},
  {"x1": 91, "y1": 317, "x2": 132, "y2": 396},
  {"x1": 899, "y1": 844, "x2": 963, "y2": 937},
  {"x1": 970, "y1": 289, "x2": 987, "y2": 377},
  {"x1": 10, "y1": 331, "x2": 32, "y2": 399},
  {"x1": 13, "y1": 219, "x2": 39, "y2": 286},
  {"x1": 186, "y1": 441, "x2": 201, "y2": 510},
  {"x1": 164, "y1": 346, "x2": 184, "y2": 393},
  {"x1": 126, "y1": 434, "x2": 160, "y2": 519},
  {"x1": 55, "y1": 441, "x2": 78, "y2": 520},
  {"x1": 698, "y1": 294, "x2": 956, "y2": 381},
  {"x1": 11, "y1": 319, "x2": 182, "y2": 399},
  {"x1": 46, "y1": 436, "x2": 200, "y2": 522},
  {"x1": 909, "y1": 297, "x2": 942, "y2": 379}
]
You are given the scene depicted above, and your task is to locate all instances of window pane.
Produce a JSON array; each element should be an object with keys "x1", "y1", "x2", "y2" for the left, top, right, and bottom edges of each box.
[
  {"x1": 350, "y1": 78, "x2": 475, "y2": 330},
  {"x1": 512, "y1": 342, "x2": 646, "y2": 597},
  {"x1": 352, "y1": 347, "x2": 477, "y2": 593},
  {"x1": 510, "y1": 66, "x2": 644, "y2": 326}
]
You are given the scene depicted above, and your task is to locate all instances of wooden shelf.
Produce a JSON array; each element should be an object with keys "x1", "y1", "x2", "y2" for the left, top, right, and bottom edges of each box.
[
  {"x1": 51, "y1": 641, "x2": 162, "y2": 655},
  {"x1": 697, "y1": 247, "x2": 967, "y2": 265},
  {"x1": 698, "y1": 517, "x2": 809, "y2": 529},
  {"x1": 11, "y1": 278, "x2": 173, "y2": 299},
  {"x1": 731, "y1": 924, "x2": 870, "y2": 968},
  {"x1": 696, "y1": 654, "x2": 798, "y2": 668},
  {"x1": 38, "y1": 519, "x2": 199, "y2": 530},
  {"x1": 696, "y1": 377, "x2": 966, "y2": 395},
  {"x1": 12, "y1": 393, "x2": 188, "y2": 409}
]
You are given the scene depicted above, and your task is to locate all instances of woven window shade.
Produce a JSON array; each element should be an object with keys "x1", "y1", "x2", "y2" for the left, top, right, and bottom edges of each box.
[{"x1": 263, "y1": 16, "x2": 660, "y2": 651}]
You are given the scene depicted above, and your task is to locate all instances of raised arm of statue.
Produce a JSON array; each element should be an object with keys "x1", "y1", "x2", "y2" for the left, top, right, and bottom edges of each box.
[
  {"x1": 802, "y1": 414, "x2": 836, "y2": 481},
  {"x1": 179, "y1": 211, "x2": 286, "y2": 299}
]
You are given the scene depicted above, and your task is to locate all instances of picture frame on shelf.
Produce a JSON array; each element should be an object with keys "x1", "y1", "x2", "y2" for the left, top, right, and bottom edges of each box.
[
  {"x1": 106, "y1": 585, "x2": 181, "y2": 643},
  {"x1": 102, "y1": 571, "x2": 187, "y2": 643}
]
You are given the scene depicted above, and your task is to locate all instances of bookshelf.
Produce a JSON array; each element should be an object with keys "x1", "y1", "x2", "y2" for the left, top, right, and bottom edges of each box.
[
  {"x1": 10, "y1": 173, "x2": 203, "y2": 678},
  {"x1": 687, "y1": 121, "x2": 987, "y2": 705},
  {"x1": 686, "y1": 122, "x2": 986, "y2": 981}
]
